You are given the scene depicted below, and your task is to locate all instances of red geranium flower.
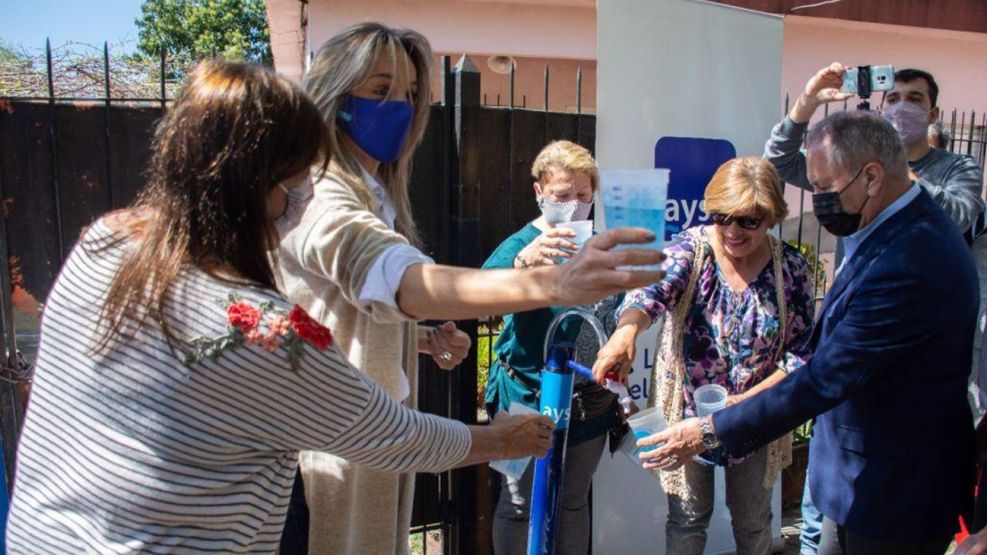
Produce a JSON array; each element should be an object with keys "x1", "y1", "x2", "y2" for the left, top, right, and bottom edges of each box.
[
  {"x1": 288, "y1": 305, "x2": 334, "y2": 350},
  {"x1": 227, "y1": 301, "x2": 262, "y2": 332}
]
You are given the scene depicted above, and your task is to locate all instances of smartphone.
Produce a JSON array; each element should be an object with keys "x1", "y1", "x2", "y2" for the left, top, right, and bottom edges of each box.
[{"x1": 841, "y1": 65, "x2": 895, "y2": 95}]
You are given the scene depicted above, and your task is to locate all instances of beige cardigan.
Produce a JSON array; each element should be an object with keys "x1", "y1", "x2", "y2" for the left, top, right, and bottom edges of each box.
[
  {"x1": 278, "y1": 174, "x2": 419, "y2": 400},
  {"x1": 276, "y1": 173, "x2": 422, "y2": 554}
]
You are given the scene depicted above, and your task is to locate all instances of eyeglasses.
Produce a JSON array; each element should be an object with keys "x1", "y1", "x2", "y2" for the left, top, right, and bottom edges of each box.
[{"x1": 710, "y1": 212, "x2": 763, "y2": 230}]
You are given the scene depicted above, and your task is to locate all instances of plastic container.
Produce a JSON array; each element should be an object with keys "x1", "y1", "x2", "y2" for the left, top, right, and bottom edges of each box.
[
  {"x1": 694, "y1": 384, "x2": 728, "y2": 417},
  {"x1": 488, "y1": 402, "x2": 540, "y2": 480},
  {"x1": 625, "y1": 406, "x2": 667, "y2": 456},
  {"x1": 555, "y1": 220, "x2": 593, "y2": 251},
  {"x1": 600, "y1": 169, "x2": 670, "y2": 270}
]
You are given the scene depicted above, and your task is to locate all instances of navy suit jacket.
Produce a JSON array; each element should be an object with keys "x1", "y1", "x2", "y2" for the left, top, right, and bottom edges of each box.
[{"x1": 714, "y1": 189, "x2": 978, "y2": 541}]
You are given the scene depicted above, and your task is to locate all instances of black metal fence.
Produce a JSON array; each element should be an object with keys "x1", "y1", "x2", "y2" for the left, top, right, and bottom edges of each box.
[{"x1": 0, "y1": 43, "x2": 594, "y2": 553}]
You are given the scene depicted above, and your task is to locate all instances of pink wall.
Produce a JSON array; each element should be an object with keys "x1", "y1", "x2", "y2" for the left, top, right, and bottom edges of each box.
[
  {"x1": 264, "y1": 0, "x2": 306, "y2": 82},
  {"x1": 307, "y1": 0, "x2": 596, "y2": 112},
  {"x1": 439, "y1": 56, "x2": 596, "y2": 113},
  {"x1": 780, "y1": 15, "x2": 987, "y2": 215},
  {"x1": 782, "y1": 15, "x2": 987, "y2": 118},
  {"x1": 307, "y1": 0, "x2": 595, "y2": 60},
  {"x1": 294, "y1": 5, "x2": 987, "y2": 125}
]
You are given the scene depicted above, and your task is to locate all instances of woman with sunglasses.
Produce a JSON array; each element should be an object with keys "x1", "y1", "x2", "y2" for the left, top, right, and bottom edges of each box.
[{"x1": 593, "y1": 156, "x2": 816, "y2": 555}]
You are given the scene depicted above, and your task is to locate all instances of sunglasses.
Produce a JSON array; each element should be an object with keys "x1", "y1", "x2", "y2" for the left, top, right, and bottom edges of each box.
[{"x1": 710, "y1": 212, "x2": 763, "y2": 230}]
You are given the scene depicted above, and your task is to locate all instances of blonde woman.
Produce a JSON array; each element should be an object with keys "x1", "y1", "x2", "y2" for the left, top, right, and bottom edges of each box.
[
  {"x1": 276, "y1": 23, "x2": 665, "y2": 554},
  {"x1": 482, "y1": 140, "x2": 623, "y2": 554},
  {"x1": 593, "y1": 157, "x2": 815, "y2": 555}
]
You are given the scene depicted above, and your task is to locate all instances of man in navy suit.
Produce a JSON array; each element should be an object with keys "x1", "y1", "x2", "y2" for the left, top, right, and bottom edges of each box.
[{"x1": 645, "y1": 111, "x2": 978, "y2": 554}]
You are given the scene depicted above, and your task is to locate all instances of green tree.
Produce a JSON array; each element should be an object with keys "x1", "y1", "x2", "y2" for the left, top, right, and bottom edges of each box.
[{"x1": 135, "y1": 0, "x2": 272, "y2": 68}]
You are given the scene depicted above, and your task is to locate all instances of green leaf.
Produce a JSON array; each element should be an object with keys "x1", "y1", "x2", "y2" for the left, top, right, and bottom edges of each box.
[{"x1": 793, "y1": 420, "x2": 813, "y2": 444}]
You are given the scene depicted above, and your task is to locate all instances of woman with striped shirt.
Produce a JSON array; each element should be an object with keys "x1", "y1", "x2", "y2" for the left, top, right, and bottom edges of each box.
[{"x1": 5, "y1": 61, "x2": 554, "y2": 554}]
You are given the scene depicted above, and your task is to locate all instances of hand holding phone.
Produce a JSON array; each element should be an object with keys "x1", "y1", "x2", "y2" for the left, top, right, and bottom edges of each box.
[
  {"x1": 800, "y1": 63, "x2": 853, "y2": 106},
  {"x1": 841, "y1": 65, "x2": 895, "y2": 95}
]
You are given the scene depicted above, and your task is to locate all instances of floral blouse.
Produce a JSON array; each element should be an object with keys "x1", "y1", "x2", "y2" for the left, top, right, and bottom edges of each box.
[{"x1": 619, "y1": 227, "x2": 815, "y2": 420}]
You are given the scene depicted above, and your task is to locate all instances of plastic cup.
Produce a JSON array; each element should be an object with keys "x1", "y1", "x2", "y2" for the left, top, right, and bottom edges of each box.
[
  {"x1": 554, "y1": 220, "x2": 593, "y2": 261},
  {"x1": 617, "y1": 432, "x2": 640, "y2": 464},
  {"x1": 694, "y1": 384, "x2": 728, "y2": 417},
  {"x1": 625, "y1": 406, "x2": 668, "y2": 458},
  {"x1": 554, "y1": 220, "x2": 593, "y2": 264},
  {"x1": 600, "y1": 169, "x2": 670, "y2": 270}
]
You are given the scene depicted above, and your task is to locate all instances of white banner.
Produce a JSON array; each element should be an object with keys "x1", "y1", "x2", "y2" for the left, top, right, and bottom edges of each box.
[{"x1": 594, "y1": 1, "x2": 785, "y2": 553}]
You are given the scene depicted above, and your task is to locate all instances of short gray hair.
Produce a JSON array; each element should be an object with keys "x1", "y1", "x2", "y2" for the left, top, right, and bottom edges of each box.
[{"x1": 805, "y1": 111, "x2": 909, "y2": 181}]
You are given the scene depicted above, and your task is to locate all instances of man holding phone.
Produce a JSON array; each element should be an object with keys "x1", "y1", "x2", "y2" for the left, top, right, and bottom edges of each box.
[
  {"x1": 767, "y1": 62, "x2": 984, "y2": 240},
  {"x1": 764, "y1": 62, "x2": 986, "y2": 555}
]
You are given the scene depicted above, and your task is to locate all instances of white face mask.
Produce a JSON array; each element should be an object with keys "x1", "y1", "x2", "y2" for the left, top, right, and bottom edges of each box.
[
  {"x1": 537, "y1": 198, "x2": 594, "y2": 225},
  {"x1": 274, "y1": 177, "x2": 314, "y2": 237}
]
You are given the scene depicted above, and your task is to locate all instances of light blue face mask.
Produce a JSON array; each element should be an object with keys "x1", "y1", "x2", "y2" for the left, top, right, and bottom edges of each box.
[{"x1": 338, "y1": 96, "x2": 414, "y2": 163}]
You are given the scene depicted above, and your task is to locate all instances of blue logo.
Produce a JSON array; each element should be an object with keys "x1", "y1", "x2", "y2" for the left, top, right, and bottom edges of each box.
[
  {"x1": 542, "y1": 406, "x2": 571, "y2": 428},
  {"x1": 654, "y1": 136, "x2": 737, "y2": 240}
]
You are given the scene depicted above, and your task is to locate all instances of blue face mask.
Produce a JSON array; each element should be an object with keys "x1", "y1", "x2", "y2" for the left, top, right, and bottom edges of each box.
[{"x1": 338, "y1": 96, "x2": 414, "y2": 163}]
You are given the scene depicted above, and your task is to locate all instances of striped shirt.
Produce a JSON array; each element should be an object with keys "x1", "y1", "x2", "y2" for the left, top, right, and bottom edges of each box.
[{"x1": 6, "y1": 221, "x2": 471, "y2": 554}]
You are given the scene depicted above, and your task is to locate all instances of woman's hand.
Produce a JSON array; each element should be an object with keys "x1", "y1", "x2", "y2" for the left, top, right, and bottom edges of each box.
[
  {"x1": 458, "y1": 412, "x2": 555, "y2": 468},
  {"x1": 491, "y1": 412, "x2": 555, "y2": 459},
  {"x1": 592, "y1": 324, "x2": 638, "y2": 384},
  {"x1": 638, "y1": 418, "x2": 705, "y2": 471},
  {"x1": 551, "y1": 228, "x2": 665, "y2": 306},
  {"x1": 515, "y1": 228, "x2": 578, "y2": 267},
  {"x1": 425, "y1": 322, "x2": 471, "y2": 370}
]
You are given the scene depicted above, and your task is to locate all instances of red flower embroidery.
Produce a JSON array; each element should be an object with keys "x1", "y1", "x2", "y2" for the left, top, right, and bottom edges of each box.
[
  {"x1": 288, "y1": 305, "x2": 334, "y2": 350},
  {"x1": 187, "y1": 293, "x2": 333, "y2": 372},
  {"x1": 245, "y1": 329, "x2": 264, "y2": 344},
  {"x1": 227, "y1": 301, "x2": 262, "y2": 331}
]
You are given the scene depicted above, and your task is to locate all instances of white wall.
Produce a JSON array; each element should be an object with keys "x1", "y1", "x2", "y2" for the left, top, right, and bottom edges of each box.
[{"x1": 596, "y1": 0, "x2": 784, "y2": 170}]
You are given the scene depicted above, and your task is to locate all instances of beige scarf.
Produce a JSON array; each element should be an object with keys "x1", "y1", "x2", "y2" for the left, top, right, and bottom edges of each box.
[{"x1": 649, "y1": 226, "x2": 792, "y2": 499}]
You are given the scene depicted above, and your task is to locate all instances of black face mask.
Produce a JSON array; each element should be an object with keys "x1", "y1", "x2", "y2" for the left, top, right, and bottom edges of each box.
[{"x1": 812, "y1": 167, "x2": 870, "y2": 237}]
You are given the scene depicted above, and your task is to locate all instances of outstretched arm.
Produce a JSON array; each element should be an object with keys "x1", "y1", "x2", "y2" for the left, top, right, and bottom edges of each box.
[{"x1": 396, "y1": 228, "x2": 665, "y2": 320}]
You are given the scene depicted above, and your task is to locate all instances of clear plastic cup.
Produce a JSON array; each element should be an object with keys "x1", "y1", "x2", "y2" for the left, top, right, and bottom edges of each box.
[
  {"x1": 694, "y1": 384, "x2": 728, "y2": 417},
  {"x1": 554, "y1": 220, "x2": 593, "y2": 263},
  {"x1": 488, "y1": 402, "x2": 539, "y2": 480},
  {"x1": 600, "y1": 169, "x2": 670, "y2": 270},
  {"x1": 625, "y1": 406, "x2": 668, "y2": 459},
  {"x1": 617, "y1": 432, "x2": 641, "y2": 464}
]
